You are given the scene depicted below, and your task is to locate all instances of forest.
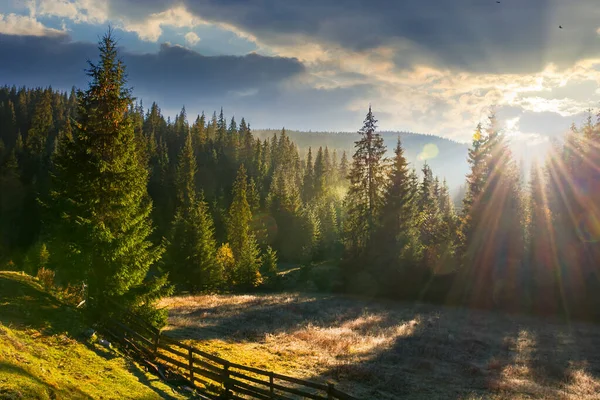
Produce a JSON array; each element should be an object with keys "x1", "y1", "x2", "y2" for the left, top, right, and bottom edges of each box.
[{"x1": 0, "y1": 32, "x2": 599, "y2": 327}]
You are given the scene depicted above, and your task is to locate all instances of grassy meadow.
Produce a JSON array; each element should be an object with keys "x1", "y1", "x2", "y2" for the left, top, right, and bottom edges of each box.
[
  {"x1": 161, "y1": 293, "x2": 600, "y2": 400},
  {"x1": 0, "y1": 272, "x2": 187, "y2": 400}
]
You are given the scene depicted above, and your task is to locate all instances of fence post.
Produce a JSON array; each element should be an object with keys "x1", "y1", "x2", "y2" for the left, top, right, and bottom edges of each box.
[
  {"x1": 153, "y1": 331, "x2": 160, "y2": 359},
  {"x1": 269, "y1": 371, "x2": 274, "y2": 398},
  {"x1": 223, "y1": 361, "x2": 231, "y2": 399},
  {"x1": 327, "y1": 383, "x2": 334, "y2": 400}
]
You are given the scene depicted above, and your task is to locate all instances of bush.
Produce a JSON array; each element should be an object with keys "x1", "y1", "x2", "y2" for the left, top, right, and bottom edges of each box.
[{"x1": 36, "y1": 266, "x2": 55, "y2": 290}]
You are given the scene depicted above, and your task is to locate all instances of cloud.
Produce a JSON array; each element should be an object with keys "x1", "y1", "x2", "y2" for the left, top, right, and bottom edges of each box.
[
  {"x1": 119, "y1": 6, "x2": 202, "y2": 42},
  {"x1": 23, "y1": 0, "x2": 600, "y2": 74},
  {"x1": 518, "y1": 110, "x2": 588, "y2": 138},
  {"x1": 184, "y1": 31, "x2": 200, "y2": 46},
  {"x1": 34, "y1": 0, "x2": 108, "y2": 24},
  {"x1": 0, "y1": 13, "x2": 66, "y2": 37},
  {"x1": 0, "y1": 32, "x2": 306, "y2": 112},
  {"x1": 5, "y1": 1, "x2": 600, "y2": 141}
]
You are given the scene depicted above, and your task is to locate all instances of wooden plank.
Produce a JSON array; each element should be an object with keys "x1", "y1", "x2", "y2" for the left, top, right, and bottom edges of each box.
[
  {"x1": 270, "y1": 382, "x2": 328, "y2": 400},
  {"x1": 191, "y1": 347, "x2": 230, "y2": 365},
  {"x1": 229, "y1": 370, "x2": 270, "y2": 387},
  {"x1": 271, "y1": 372, "x2": 329, "y2": 391},
  {"x1": 155, "y1": 352, "x2": 190, "y2": 371},
  {"x1": 111, "y1": 320, "x2": 154, "y2": 350},
  {"x1": 191, "y1": 356, "x2": 223, "y2": 374},
  {"x1": 228, "y1": 361, "x2": 271, "y2": 377},
  {"x1": 157, "y1": 342, "x2": 188, "y2": 359},
  {"x1": 227, "y1": 376, "x2": 272, "y2": 398},
  {"x1": 159, "y1": 335, "x2": 194, "y2": 351},
  {"x1": 109, "y1": 324, "x2": 358, "y2": 400},
  {"x1": 229, "y1": 383, "x2": 272, "y2": 400},
  {"x1": 188, "y1": 348, "x2": 194, "y2": 382},
  {"x1": 191, "y1": 367, "x2": 223, "y2": 384},
  {"x1": 160, "y1": 334, "x2": 227, "y2": 364},
  {"x1": 191, "y1": 373, "x2": 222, "y2": 389}
]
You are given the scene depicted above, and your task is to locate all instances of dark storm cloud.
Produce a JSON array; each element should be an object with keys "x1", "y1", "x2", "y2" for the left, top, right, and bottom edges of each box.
[
  {"x1": 0, "y1": 33, "x2": 305, "y2": 105},
  {"x1": 108, "y1": 0, "x2": 600, "y2": 74}
]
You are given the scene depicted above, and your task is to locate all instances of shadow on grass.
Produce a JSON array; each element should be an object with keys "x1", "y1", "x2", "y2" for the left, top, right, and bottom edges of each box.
[
  {"x1": 125, "y1": 360, "x2": 185, "y2": 400},
  {"x1": 165, "y1": 293, "x2": 411, "y2": 342},
  {"x1": 0, "y1": 361, "x2": 91, "y2": 399},
  {"x1": 0, "y1": 272, "x2": 82, "y2": 336},
  {"x1": 165, "y1": 291, "x2": 600, "y2": 399},
  {"x1": 313, "y1": 309, "x2": 600, "y2": 399}
]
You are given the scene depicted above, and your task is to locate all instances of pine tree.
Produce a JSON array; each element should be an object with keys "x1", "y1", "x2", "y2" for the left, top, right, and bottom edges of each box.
[
  {"x1": 248, "y1": 177, "x2": 260, "y2": 213},
  {"x1": 459, "y1": 114, "x2": 525, "y2": 308},
  {"x1": 191, "y1": 112, "x2": 207, "y2": 149},
  {"x1": 302, "y1": 147, "x2": 315, "y2": 202},
  {"x1": 0, "y1": 149, "x2": 25, "y2": 251},
  {"x1": 227, "y1": 165, "x2": 262, "y2": 288},
  {"x1": 313, "y1": 147, "x2": 327, "y2": 199},
  {"x1": 344, "y1": 106, "x2": 387, "y2": 259},
  {"x1": 374, "y1": 138, "x2": 422, "y2": 296},
  {"x1": 260, "y1": 246, "x2": 279, "y2": 287},
  {"x1": 167, "y1": 132, "x2": 221, "y2": 291},
  {"x1": 217, "y1": 108, "x2": 226, "y2": 145},
  {"x1": 26, "y1": 90, "x2": 53, "y2": 159},
  {"x1": 48, "y1": 31, "x2": 171, "y2": 325},
  {"x1": 339, "y1": 150, "x2": 349, "y2": 182}
]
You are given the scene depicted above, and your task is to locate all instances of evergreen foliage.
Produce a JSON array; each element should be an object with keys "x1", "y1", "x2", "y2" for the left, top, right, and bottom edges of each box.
[{"x1": 46, "y1": 31, "x2": 171, "y2": 325}]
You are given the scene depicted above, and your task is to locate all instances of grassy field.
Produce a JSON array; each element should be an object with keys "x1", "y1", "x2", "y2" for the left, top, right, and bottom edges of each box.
[
  {"x1": 161, "y1": 292, "x2": 600, "y2": 400},
  {"x1": 0, "y1": 271, "x2": 188, "y2": 400}
]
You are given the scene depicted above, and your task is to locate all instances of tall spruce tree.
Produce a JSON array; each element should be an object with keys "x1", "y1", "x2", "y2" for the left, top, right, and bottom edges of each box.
[
  {"x1": 374, "y1": 138, "x2": 422, "y2": 296},
  {"x1": 344, "y1": 106, "x2": 387, "y2": 259},
  {"x1": 167, "y1": 132, "x2": 221, "y2": 291},
  {"x1": 459, "y1": 115, "x2": 525, "y2": 308},
  {"x1": 48, "y1": 31, "x2": 171, "y2": 325},
  {"x1": 227, "y1": 165, "x2": 262, "y2": 288}
]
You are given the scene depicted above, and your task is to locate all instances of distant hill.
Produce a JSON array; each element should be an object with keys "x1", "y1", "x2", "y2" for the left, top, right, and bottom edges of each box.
[{"x1": 254, "y1": 129, "x2": 470, "y2": 192}]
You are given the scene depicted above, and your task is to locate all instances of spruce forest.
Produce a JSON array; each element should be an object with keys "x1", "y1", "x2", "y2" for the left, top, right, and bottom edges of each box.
[{"x1": 1, "y1": 32, "x2": 599, "y2": 327}]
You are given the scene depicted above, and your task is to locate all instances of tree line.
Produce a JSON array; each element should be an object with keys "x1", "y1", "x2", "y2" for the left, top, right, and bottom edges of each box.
[{"x1": 0, "y1": 32, "x2": 598, "y2": 325}]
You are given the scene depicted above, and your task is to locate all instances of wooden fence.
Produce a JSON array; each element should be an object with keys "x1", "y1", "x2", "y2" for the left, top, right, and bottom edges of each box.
[{"x1": 102, "y1": 309, "x2": 359, "y2": 400}]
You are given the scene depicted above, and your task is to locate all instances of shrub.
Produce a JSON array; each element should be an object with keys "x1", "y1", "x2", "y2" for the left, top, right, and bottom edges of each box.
[{"x1": 36, "y1": 266, "x2": 55, "y2": 290}]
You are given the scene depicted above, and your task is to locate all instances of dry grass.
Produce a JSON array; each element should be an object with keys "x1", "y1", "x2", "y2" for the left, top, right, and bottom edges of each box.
[{"x1": 160, "y1": 293, "x2": 600, "y2": 399}]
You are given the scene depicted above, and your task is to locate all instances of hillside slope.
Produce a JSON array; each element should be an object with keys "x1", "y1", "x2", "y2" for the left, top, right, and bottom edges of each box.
[{"x1": 0, "y1": 272, "x2": 186, "y2": 400}]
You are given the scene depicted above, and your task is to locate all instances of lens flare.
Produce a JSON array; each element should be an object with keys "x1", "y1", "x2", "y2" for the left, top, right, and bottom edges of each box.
[{"x1": 576, "y1": 212, "x2": 600, "y2": 243}]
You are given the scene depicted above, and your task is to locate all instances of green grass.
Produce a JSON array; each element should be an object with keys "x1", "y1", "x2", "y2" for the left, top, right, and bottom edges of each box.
[
  {"x1": 162, "y1": 292, "x2": 600, "y2": 400},
  {"x1": 0, "y1": 271, "x2": 187, "y2": 400}
]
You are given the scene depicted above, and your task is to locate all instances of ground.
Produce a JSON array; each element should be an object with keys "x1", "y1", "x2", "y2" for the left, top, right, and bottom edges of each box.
[
  {"x1": 0, "y1": 271, "x2": 187, "y2": 400},
  {"x1": 161, "y1": 292, "x2": 600, "y2": 400}
]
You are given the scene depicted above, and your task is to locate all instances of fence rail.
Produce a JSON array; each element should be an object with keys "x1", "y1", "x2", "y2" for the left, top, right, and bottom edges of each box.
[{"x1": 102, "y1": 309, "x2": 358, "y2": 400}]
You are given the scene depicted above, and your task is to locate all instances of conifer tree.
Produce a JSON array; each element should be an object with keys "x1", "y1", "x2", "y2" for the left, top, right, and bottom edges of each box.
[
  {"x1": 374, "y1": 138, "x2": 422, "y2": 296},
  {"x1": 216, "y1": 108, "x2": 226, "y2": 145},
  {"x1": 0, "y1": 149, "x2": 25, "y2": 251},
  {"x1": 26, "y1": 90, "x2": 53, "y2": 164},
  {"x1": 344, "y1": 106, "x2": 387, "y2": 259},
  {"x1": 228, "y1": 165, "x2": 262, "y2": 288},
  {"x1": 167, "y1": 132, "x2": 221, "y2": 290},
  {"x1": 313, "y1": 147, "x2": 327, "y2": 199},
  {"x1": 339, "y1": 151, "x2": 349, "y2": 182},
  {"x1": 459, "y1": 115, "x2": 525, "y2": 308},
  {"x1": 48, "y1": 31, "x2": 171, "y2": 325},
  {"x1": 260, "y1": 246, "x2": 279, "y2": 287},
  {"x1": 303, "y1": 147, "x2": 315, "y2": 202},
  {"x1": 191, "y1": 112, "x2": 207, "y2": 148}
]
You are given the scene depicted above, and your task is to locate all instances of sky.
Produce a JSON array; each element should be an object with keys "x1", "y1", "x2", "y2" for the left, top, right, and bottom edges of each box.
[{"x1": 1, "y1": 0, "x2": 599, "y2": 142}]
